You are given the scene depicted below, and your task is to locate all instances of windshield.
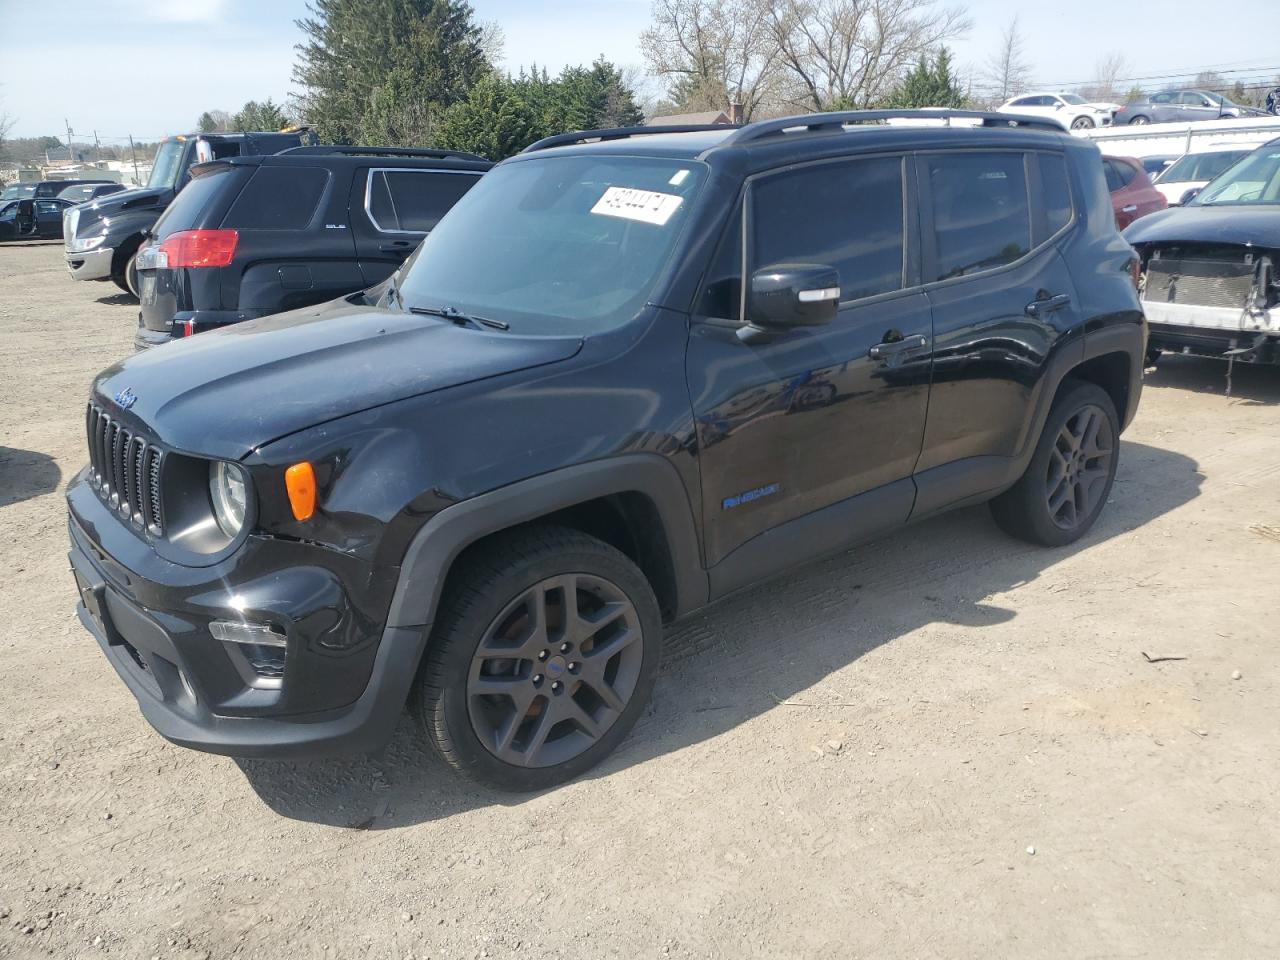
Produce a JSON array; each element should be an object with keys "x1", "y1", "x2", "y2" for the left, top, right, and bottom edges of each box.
[
  {"x1": 147, "y1": 139, "x2": 187, "y2": 189},
  {"x1": 1160, "y1": 151, "x2": 1248, "y2": 183},
  {"x1": 398, "y1": 155, "x2": 707, "y2": 334},
  {"x1": 2, "y1": 184, "x2": 35, "y2": 200},
  {"x1": 1059, "y1": 94, "x2": 1087, "y2": 105},
  {"x1": 1193, "y1": 146, "x2": 1280, "y2": 205}
]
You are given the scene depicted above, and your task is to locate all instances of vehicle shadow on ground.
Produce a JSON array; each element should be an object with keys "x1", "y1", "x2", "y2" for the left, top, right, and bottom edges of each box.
[
  {"x1": 1146, "y1": 354, "x2": 1280, "y2": 405},
  {"x1": 95, "y1": 293, "x2": 136, "y2": 307},
  {"x1": 237, "y1": 440, "x2": 1202, "y2": 827},
  {"x1": 0, "y1": 447, "x2": 62, "y2": 508}
]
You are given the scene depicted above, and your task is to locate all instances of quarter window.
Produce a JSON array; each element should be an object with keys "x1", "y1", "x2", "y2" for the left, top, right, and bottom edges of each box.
[
  {"x1": 749, "y1": 156, "x2": 905, "y2": 303},
  {"x1": 926, "y1": 152, "x2": 1031, "y2": 281},
  {"x1": 366, "y1": 170, "x2": 480, "y2": 233},
  {"x1": 1037, "y1": 153, "x2": 1073, "y2": 241},
  {"x1": 223, "y1": 166, "x2": 330, "y2": 230}
]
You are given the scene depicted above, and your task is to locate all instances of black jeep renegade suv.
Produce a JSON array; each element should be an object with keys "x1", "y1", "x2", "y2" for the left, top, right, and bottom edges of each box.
[{"x1": 67, "y1": 111, "x2": 1145, "y2": 791}]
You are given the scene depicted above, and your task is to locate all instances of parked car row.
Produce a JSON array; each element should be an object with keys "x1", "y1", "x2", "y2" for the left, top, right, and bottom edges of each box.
[{"x1": 999, "y1": 88, "x2": 1268, "y2": 131}]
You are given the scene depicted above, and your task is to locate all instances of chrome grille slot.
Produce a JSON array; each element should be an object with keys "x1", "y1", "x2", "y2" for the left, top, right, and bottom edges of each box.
[{"x1": 84, "y1": 401, "x2": 164, "y2": 535}]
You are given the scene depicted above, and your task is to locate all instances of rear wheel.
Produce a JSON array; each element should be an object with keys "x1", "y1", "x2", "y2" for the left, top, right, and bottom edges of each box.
[
  {"x1": 413, "y1": 526, "x2": 662, "y2": 791},
  {"x1": 990, "y1": 380, "x2": 1120, "y2": 547},
  {"x1": 1128, "y1": 115, "x2": 1150, "y2": 126}
]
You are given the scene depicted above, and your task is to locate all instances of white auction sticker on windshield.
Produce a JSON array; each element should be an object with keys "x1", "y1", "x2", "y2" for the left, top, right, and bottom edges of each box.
[{"x1": 591, "y1": 186, "x2": 684, "y2": 226}]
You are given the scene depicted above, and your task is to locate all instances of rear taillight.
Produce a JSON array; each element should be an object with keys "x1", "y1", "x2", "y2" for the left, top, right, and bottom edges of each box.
[{"x1": 156, "y1": 229, "x2": 238, "y2": 269}]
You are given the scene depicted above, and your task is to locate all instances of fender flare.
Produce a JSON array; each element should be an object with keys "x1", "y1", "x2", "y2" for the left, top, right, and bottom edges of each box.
[{"x1": 384, "y1": 453, "x2": 709, "y2": 631}]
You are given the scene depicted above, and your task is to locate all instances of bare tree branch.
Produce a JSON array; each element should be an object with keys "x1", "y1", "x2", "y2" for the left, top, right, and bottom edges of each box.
[{"x1": 984, "y1": 15, "x2": 1030, "y2": 105}]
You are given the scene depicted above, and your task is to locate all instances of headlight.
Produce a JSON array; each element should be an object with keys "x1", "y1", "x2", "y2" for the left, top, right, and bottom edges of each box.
[
  {"x1": 67, "y1": 234, "x2": 106, "y2": 252},
  {"x1": 209, "y1": 461, "x2": 248, "y2": 537}
]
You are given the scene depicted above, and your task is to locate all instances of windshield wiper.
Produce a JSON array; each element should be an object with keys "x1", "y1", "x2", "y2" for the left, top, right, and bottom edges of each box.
[{"x1": 408, "y1": 304, "x2": 509, "y2": 331}]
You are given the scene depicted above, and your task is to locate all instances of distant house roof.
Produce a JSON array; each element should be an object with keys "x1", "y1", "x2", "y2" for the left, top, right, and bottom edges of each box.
[{"x1": 646, "y1": 111, "x2": 730, "y2": 126}]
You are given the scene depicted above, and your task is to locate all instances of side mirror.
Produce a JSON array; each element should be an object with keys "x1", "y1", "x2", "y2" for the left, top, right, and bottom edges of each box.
[
  {"x1": 739, "y1": 263, "x2": 840, "y2": 343},
  {"x1": 1179, "y1": 187, "x2": 1201, "y2": 205}
]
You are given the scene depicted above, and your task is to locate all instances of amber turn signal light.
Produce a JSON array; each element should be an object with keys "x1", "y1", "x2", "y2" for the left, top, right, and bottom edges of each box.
[{"x1": 284, "y1": 462, "x2": 317, "y2": 521}]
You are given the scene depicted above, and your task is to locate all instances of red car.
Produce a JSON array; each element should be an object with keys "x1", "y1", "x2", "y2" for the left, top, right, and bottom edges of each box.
[{"x1": 1102, "y1": 155, "x2": 1167, "y2": 229}]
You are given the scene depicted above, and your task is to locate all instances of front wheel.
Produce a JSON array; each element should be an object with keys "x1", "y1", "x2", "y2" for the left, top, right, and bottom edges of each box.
[
  {"x1": 1071, "y1": 116, "x2": 1095, "y2": 130},
  {"x1": 990, "y1": 380, "x2": 1120, "y2": 547},
  {"x1": 413, "y1": 526, "x2": 662, "y2": 791},
  {"x1": 112, "y1": 249, "x2": 141, "y2": 298}
]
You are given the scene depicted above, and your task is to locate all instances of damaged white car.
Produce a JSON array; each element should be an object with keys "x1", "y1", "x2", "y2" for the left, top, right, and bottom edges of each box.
[{"x1": 1126, "y1": 138, "x2": 1280, "y2": 366}]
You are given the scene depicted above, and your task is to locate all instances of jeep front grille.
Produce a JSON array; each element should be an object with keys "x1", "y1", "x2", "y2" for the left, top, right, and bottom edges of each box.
[{"x1": 85, "y1": 403, "x2": 164, "y2": 535}]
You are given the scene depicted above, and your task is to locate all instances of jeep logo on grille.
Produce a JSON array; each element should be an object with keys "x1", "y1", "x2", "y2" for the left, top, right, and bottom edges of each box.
[{"x1": 114, "y1": 387, "x2": 138, "y2": 410}]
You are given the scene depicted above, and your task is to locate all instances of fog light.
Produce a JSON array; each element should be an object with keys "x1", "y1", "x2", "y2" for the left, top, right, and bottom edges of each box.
[
  {"x1": 211, "y1": 620, "x2": 287, "y2": 685},
  {"x1": 209, "y1": 620, "x2": 286, "y2": 647}
]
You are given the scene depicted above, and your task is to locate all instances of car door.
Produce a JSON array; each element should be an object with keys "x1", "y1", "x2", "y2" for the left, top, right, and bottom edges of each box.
[
  {"x1": 34, "y1": 200, "x2": 68, "y2": 238},
  {"x1": 350, "y1": 166, "x2": 483, "y2": 287},
  {"x1": 1179, "y1": 91, "x2": 1218, "y2": 122},
  {"x1": 912, "y1": 149, "x2": 1082, "y2": 517},
  {"x1": 1147, "y1": 93, "x2": 1177, "y2": 122},
  {"x1": 687, "y1": 153, "x2": 932, "y2": 576}
]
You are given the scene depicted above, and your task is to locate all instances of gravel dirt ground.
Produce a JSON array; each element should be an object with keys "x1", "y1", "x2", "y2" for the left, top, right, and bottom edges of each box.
[{"x1": 1, "y1": 242, "x2": 1278, "y2": 960}]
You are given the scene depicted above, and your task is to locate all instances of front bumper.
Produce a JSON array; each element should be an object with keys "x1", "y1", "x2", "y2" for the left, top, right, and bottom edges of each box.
[
  {"x1": 67, "y1": 472, "x2": 422, "y2": 758},
  {"x1": 64, "y1": 244, "x2": 114, "y2": 281}
]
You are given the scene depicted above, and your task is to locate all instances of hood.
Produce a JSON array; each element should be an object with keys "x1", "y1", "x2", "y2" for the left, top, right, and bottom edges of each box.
[
  {"x1": 91, "y1": 300, "x2": 584, "y2": 460},
  {"x1": 74, "y1": 186, "x2": 170, "y2": 233},
  {"x1": 1122, "y1": 204, "x2": 1280, "y2": 249}
]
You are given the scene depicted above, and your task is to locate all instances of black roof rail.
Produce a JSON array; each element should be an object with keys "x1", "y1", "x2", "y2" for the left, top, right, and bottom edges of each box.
[
  {"x1": 522, "y1": 124, "x2": 741, "y2": 153},
  {"x1": 275, "y1": 145, "x2": 489, "y2": 163},
  {"x1": 722, "y1": 109, "x2": 1066, "y2": 144}
]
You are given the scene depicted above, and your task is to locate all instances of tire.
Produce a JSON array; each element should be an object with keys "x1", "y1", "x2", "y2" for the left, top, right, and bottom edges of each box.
[
  {"x1": 1071, "y1": 116, "x2": 1095, "y2": 130},
  {"x1": 412, "y1": 525, "x2": 662, "y2": 791},
  {"x1": 989, "y1": 380, "x2": 1120, "y2": 547},
  {"x1": 112, "y1": 244, "x2": 141, "y2": 298},
  {"x1": 1128, "y1": 115, "x2": 1150, "y2": 126}
]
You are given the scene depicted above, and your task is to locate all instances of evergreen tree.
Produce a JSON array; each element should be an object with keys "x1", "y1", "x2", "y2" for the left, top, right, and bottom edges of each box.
[
  {"x1": 884, "y1": 48, "x2": 968, "y2": 109},
  {"x1": 232, "y1": 99, "x2": 292, "y2": 131},
  {"x1": 435, "y1": 73, "x2": 540, "y2": 160},
  {"x1": 293, "y1": 0, "x2": 489, "y2": 144}
]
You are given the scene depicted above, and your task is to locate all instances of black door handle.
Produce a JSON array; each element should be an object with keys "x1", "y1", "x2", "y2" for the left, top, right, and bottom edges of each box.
[
  {"x1": 379, "y1": 241, "x2": 414, "y2": 254},
  {"x1": 1025, "y1": 293, "x2": 1071, "y2": 317},
  {"x1": 868, "y1": 333, "x2": 928, "y2": 360}
]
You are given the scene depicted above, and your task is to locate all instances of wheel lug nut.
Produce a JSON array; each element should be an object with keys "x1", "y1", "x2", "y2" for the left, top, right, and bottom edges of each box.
[
  {"x1": 537, "y1": 650, "x2": 548, "y2": 661},
  {"x1": 568, "y1": 662, "x2": 580, "y2": 674},
  {"x1": 532, "y1": 674, "x2": 543, "y2": 685},
  {"x1": 559, "y1": 642, "x2": 571, "y2": 653},
  {"x1": 551, "y1": 680, "x2": 563, "y2": 693}
]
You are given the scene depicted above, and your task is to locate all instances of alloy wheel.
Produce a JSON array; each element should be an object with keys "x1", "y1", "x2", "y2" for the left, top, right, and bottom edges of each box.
[
  {"x1": 1045, "y1": 403, "x2": 1114, "y2": 531},
  {"x1": 466, "y1": 573, "x2": 643, "y2": 768}
]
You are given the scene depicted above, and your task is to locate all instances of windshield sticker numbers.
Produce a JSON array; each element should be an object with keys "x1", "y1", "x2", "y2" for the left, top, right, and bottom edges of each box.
[{"x1": 591, "y1": 186, "x2": 684, "y2": 226}]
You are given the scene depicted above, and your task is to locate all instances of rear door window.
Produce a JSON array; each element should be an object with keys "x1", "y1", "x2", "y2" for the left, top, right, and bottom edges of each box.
[
  {"x1": 749, "y1": 156, "x2": 905, "y2": 303},
  {"x1": 365, "y1": 169, "x2": 481, "y2": 233},
  {"x1": 223, "y1": 166, "x2": 330, "y2": 230},
  {"x1": 925, "y1": 152, "x2": 1031, "y2": 281}
]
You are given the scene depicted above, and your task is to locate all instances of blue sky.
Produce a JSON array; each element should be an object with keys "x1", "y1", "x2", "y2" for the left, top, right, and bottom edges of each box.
[{"x1": 1, "y1": 0, "x2": 1276, "y2": 141}]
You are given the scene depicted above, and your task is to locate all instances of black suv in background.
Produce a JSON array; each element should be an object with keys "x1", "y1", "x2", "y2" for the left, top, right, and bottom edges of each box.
[
  {"x1": 68, "y1": 111, "x2": 1145, "y2": 791},
  {"x1": 63, "y1": 131, "x2": 312, "y2": 297},
  {"x1": 133, "y1": 146, "x2": 491, "y2": 348}
]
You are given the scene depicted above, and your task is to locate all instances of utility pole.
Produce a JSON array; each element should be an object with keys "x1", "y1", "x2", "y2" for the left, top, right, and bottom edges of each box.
[
  {"x1": 64, "y1": 118, "x2": 74, "y2": 163},
  {"x1": 93, "y1": 129, "x2": 102, "y2": 163},
  {"x1": 128, "y1": 135, "x2": 141, "y2": 186}
]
